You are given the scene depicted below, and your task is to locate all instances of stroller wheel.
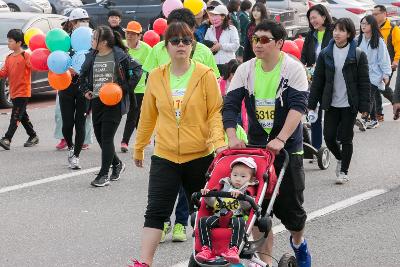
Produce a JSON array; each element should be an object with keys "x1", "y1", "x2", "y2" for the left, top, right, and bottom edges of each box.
[
  {"x1": 278, "y1": 253, "x2": 297, "y2": 267},
  {"x1": 317, "y1": 147, "x2": 330, "y2": 170},
  {"x1": 188, "y1": 254, "x2": 201, "y2": 267}
]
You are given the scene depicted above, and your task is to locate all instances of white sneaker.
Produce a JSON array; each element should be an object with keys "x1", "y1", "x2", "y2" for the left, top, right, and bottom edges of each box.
[
  {"x1": 336, "y1": 172, "x2": 349, "y2": 184},
  {"x1": 68, "y1": 147, "x2": 74, "y2": 166},
  {"x1": 336, "y1": 160, "x2": 342, "y2": 177},
  {"x1": 366, "y1": 120, "x2": 379, "y2": 129},
  {"x1": 69, "y1": 155, "x2": 81, "y2": 170},
  {"x1": 355, "y1": 118, "x2": 367, "y2": 132}
]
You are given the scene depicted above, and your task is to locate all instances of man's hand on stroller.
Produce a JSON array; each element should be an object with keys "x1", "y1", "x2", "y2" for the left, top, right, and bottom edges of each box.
[
  {"x1": 230, "y1": 190, "x2": 242, "y2": 198},
  {"x1": 267, "y1": 138, "x2": 285, "y2": 155},
  {"x1": 201, "y1": 188, "x2": 210, "y2": 195},
  {"x1": 226, "y1": 128, "x2": 246, "y2": 149}
]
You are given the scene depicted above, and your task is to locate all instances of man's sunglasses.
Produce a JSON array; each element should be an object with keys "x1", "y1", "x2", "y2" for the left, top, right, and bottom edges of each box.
[
  {"x1": 169, "y1": 36, "x2": 193, "y2": 46},
  {"x1": 252, "y1": 35, "x2": 275, "y2": 44}
]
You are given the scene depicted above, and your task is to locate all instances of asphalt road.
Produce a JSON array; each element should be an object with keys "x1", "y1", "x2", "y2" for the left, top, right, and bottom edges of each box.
[{"x1": 0, "y1": 97, "x2": 399, "y2": 266}]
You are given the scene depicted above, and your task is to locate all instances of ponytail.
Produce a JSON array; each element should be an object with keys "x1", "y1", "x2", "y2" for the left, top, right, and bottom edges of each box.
[
  {"x1": 95, "y1": 25, "x2": 127, "y2": 52},
  {"x1": 113, "y1": 30, "x2": 128, "y2": 53}
]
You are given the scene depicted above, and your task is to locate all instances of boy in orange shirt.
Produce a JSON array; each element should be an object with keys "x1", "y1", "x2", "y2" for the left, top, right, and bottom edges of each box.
[{"x1": 0, "y1": 29, "x2": 38, "y2": 150}]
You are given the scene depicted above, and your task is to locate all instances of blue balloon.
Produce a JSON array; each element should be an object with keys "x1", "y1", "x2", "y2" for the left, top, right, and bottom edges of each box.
[
  {"x1": 71, "y1": 50, "x2": 89, "y2": 74},
  {"x1": 47, "y1": 51, "x2": 72, "y2": 74},
  {"x1": 71, "y1": 26, "x2": 93, "y2": 52}
]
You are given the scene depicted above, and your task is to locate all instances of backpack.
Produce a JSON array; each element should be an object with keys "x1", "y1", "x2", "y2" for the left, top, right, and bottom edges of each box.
[
  {"x1": 356, "y1": 47, "x2": 362, "y2": 66},
  {"x1": 386, "y1": 22, "x2": 396, "y2": 61}
]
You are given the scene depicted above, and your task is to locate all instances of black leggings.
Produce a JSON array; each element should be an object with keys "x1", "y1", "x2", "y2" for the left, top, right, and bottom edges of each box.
[
  {"x1": 122, "y1": 92, "x2": 144, "y2": 144},
  {"x1": 59, "y1": 87, "x2": 86, "y2": 157},
  {"x1": 199, "y1": 215, "x2": 245, "y2": 249},
  {"x1": 323, "y1": 107, "x2": 356, "y2": 174},
  {"x1": 93, "y1": 121, "x2": 121, "y2": 176},
  {"x1": 5, "y1": 97, "x2": 36, "y2": 141}
]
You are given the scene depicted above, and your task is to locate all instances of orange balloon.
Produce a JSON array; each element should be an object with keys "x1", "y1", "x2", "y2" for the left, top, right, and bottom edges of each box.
[
  {"x1": 99, "y1": 83, "x2": 123, "y2": 106},
  {"x1": 48, "y1": 70, "x2": 72, "y2": 90}
]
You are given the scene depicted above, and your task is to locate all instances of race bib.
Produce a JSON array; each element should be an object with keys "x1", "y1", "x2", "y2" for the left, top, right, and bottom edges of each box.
[
  {"x1": 171, "y1": 88, "x2": 185, "y2": 121},
  {"x1": 255, "y1": 98, "x2": 275, "y2": 131}
]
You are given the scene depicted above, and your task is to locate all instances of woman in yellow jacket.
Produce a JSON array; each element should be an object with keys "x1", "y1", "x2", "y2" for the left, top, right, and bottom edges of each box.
[{"x1": 132, "y1": 22, "x2": 226, "y2": 267}]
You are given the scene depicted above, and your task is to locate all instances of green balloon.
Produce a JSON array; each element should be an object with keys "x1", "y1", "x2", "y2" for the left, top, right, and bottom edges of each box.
[{"x1": 45, "y1": 28, "x2": 71, "y2": 52}]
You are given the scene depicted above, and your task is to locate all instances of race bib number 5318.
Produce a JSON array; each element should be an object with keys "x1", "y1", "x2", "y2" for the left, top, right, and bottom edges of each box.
[{"x1": 255, "y1": 98, "x2": 275, "y2": 130}]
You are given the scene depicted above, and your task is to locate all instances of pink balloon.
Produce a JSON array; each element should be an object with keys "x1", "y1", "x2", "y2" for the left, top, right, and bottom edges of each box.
[{"x1": 162, "y1": 0, "x2": 183, "y2": 18}]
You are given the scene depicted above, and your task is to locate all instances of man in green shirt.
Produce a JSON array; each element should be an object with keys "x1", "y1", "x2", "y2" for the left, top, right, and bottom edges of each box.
[
  {"x1": 120, "y1": 21, "x2": 152, "y2": 153},
  {"x1": 142, "y1": 8, "x2": 220, "y2": 78}
]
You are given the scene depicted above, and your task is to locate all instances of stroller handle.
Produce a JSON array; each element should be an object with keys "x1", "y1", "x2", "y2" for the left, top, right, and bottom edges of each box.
[
  {"x1": 245, "y1": 145, "x2": 290, "y2": 170},
  {"x1": 192, "y1": 191, "x2": 261, "y2": 216}
]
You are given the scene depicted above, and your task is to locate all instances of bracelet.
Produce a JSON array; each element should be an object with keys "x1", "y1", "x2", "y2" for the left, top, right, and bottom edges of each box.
[{"x1": 276, "y1": 136, "x2": 286, "y2": 145}]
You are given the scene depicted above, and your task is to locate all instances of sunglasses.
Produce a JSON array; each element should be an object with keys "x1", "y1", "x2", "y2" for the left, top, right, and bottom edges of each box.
[
  {"x1": 169, "y1": 36, "x2": 193, "y2": 46},
  {"x1": 252, "y1": 35, "x2": 275, "y2": 44}
]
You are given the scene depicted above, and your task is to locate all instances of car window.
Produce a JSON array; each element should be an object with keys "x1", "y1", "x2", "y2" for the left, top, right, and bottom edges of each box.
[
  {"x1": 0, "y1": 19, "x2": 25, "y2": 45},
  {"x1": 326, "y1": 0, "x2": 337, "y2": 4},
  {"x1": 114, "y1": 0, "x2": 140, "y2": 5},
  {"x1": 30, "y1": 19, "x2": 51, "y2": 33}
]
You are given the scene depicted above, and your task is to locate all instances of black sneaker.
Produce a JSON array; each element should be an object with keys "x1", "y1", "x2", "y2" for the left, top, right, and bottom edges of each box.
[
  {"x1": 110, "y1": 162, "x2": 126, "y2": 181},
  {"x1": 0, "y1": 137, "x2": 10, "y2": 150},
  {"x1": 90, "y1": 174, "x2": 110, "y2": 187},
  {"x1": 24, "y1": 136, "x2": 39, "y2": 147}
]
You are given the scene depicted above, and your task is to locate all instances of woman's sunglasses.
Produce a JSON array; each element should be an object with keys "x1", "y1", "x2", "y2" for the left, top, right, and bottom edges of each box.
[
  {"x1": 252, "y1": 35, "x2": 275, "y2": 44},
  {"x1": 169, "y1": 36, "x2": 193, "y2": 46}
]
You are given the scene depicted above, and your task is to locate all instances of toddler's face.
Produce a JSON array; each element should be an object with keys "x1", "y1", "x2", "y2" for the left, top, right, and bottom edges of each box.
[{"x1": 230, "y1": 164, "x2": 253, "y2": 189}]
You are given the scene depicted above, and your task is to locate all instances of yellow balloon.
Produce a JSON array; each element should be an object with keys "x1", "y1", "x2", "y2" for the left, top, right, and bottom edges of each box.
[
  {"x1": 24, "y1": 28, "x2": 44, "y2": 46},
  {"x1": 184, "y1": 0, "x2": 204, "y2": 15}
]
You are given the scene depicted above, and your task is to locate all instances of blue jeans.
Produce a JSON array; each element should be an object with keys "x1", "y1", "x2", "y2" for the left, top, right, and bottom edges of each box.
[
  {"x1": 165, "y1": 186, "x2": 189, "y2": 226},
  {"x1": 311, "y1": 108, "x2": 323, "y2": 150}
]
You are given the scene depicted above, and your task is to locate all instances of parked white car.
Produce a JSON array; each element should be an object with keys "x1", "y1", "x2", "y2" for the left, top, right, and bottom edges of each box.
[
  {"x1": 325, "y1": 0, "x2": 375, "y2": 29},
  {"x1": 373, "y1": 0, "x2": 400, "y2": 16},
  {"x1": 0, "y1": 0, "x2": 10, "y2": 12},
  {"x1": 266, "y1": 0, "x2": 309, "y2": 28},
  {"x1": 5, "y1": 0, "x2": 52, "y2": 13}
]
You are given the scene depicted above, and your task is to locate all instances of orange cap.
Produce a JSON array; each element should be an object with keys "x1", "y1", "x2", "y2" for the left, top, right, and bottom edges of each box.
[{"x1": 126, "y1": 21, "x2": 142, "y2": 34}]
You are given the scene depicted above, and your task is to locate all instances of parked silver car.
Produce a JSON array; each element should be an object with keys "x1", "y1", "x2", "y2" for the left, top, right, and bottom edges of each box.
[
  {"x1": 5, "y1": 0, "x2": 52, "y2": 13},
  {"x1": 48, "y1": 0, "x2": 82, "y2": 14},
  {"x1": 0, "y1": 0, "x2": 10, "y2": 12}
]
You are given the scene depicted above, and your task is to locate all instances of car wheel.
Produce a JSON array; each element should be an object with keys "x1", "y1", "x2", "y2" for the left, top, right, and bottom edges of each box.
[
  {"x1": 51, "y1": 4, "x2": 57, "y2": 14},
  {"x1": 0, "y1": 79, "x2": 12, "y2": 108},
  {"x1": 8, "y1": 3, "x2": 20, "y2": 12}
]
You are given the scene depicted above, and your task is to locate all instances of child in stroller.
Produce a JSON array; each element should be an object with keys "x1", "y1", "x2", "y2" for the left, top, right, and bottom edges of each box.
[{"x1": 196, "y1": 157, "x2": 259, "y2": 264}]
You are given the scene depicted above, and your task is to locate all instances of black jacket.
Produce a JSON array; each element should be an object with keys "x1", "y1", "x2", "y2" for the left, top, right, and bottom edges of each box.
[
  {"x1": 308, "y1": 40, "x2": 370, "y2": 114},
  {"x1": 243, "y1": 23, "x2": 255, "y2": 62},
  {"x1": 79, "y1": 46, "x2": 142, "y2": 115},
  {"x1": 301, "y1": 26, "x2": 333, "y2": 67},
  {"x1": 109, "y1": 25, "x2": 125, "y2": 39}
]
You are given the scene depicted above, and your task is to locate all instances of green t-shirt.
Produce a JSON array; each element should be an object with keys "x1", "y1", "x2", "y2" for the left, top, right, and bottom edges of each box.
[
  {"x1": 142, "y1": 41, "x2": 220, "y2": 78},
  {"x1": 254, "y1": 54, "x2": 283, "y2": 134},
  {"x1": 170, "y1": 61, "x2": 195, "y2": 122},
  {"x1": 126, "y1": 41, "x2": 152, "y2": 94},
  {"x1": 317, "y1": 30, "x2": 325, "y2": 44}
]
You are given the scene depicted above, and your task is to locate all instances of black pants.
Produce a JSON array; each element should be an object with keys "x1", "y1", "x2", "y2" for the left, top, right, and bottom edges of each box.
[
  {"x1": 199, "y1": 215, "x2": 245, "y2": 249},
  {"x1": 144, "y1": 154, "x2": 213, "y2": 230},
  {"x1": 323, "y1": 107, "x2": 356, "y2": 174},
  {"x1": 4, "y1": 97, "x2": 36, "y2": 141},
  {"x1": 122, "y1": 92, "x2": 144, "y2": 144},
  {"x1": 376, "y1": 71, "x2": 394, "y2": 115},
  {"x1": 59, "y1": 87, "x2": 86, "y2": 157},
  {"x1": 369, "y1": 85, "x2": 379, "y2": 121},
  {"x1": 93, "y1": 121, "x2": 121, "y2": 176}
]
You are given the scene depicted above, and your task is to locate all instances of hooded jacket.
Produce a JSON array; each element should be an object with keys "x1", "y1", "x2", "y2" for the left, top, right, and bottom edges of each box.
[
  {"x1": 308, "y1": 40, "x2": 370, "y2": 114},
  {"x1": 134, "y1": 62, "x2": 226, "y2": 164},
  {"x1": 79, "y1": 46, "x2": 142, "y2": 115}
]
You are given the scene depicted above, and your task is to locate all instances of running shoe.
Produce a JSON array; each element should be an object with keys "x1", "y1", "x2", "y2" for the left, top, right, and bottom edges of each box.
[
  {"x1": 90, "y1": 174, "x2": 110, "y2": 187},
  {"x1": 336, "y1": 172, "x2": 349, "y2": 185},
  {"x1": 69, "y1": 155, "x2": 81, "y2": 170},
  {"x1": 24, "y1": 136, "x2": 39, "y2": 147},
  {"x1": 355, "y1": 118, "x2": 367, "y2": 132},
  {"x1": 195, "y1": 246, "x2": 214, "y2": 262},
  {"x1": 81, "y1": 144, "x2": 89, "y2": 150},
  {"x1": 128, "y1": 259, "x2": 149, "y2": 267},
  {"x1": 221, "y1": 246, "x2": 240, "y2": 264},
  {"x1": 67, "y1": 147, "x2": 74, "y2": 166},
  {"x1": 160, "y1": 221, "x2": 171, "y2": 243},
  {"x1": 110, "y1": 162, "x2": 125, "y2": 181},
  {"x1": 290, "y1": 236, "x2": 311, "y2": 267},
  {"x1": 172, "y1": 223, "x2": 187, "y2": 242},
  {"x1": 0, "y1": 137, "x2": 10, "y2": 150},
  {"x1": 121, "y1": 142, "x2": 128, "y2": 153},
  {"x1": 366, "y1": 120, "x2": 379, "y2": 129},
  {"x1": 56, "y1": 139, "x2": 67, "y2": 150},
  {"x1": 377, "y1": 114, "x2": 384, "y2": 122},
  {"x1": 335, "y1": 160, "x2": 342, "y2": 178}
]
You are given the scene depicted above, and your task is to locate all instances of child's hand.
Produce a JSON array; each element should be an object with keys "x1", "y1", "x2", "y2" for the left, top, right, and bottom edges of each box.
[
  {"x1": 201, "y1": 189, "x2": 210, "y2": 195},
  {"x1": 230, "y1": 190, "x2": 242, "y2": 198}
]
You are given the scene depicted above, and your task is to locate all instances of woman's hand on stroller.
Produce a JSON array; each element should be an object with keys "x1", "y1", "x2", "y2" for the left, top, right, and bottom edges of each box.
[
  {"x1": 230, "y1": 190, "x2": 242, "y2": 198},
  {"x1": 201, "y1": 188, "x2": 210, "y2": 195},
  {"x1": 226, "y1": 128, "x2": 246, "y2": 149},
  {"x1": 267, "y1": 138, "x2": 285, "y2": 155},
  {"x1": 134, "y1": 159, "x2": 143, "y2": 168}
]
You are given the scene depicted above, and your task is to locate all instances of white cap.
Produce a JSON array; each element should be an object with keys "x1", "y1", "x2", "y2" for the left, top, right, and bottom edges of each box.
[
  {"x1": 69, "y1": 8, "x2": 89, "y2": 21},
  {"x1": 230, "y1": 157, "x2": 257, "y2": 172},
  {"x1": 209, "y1": 5, "x2": 229, "y2": 16}
]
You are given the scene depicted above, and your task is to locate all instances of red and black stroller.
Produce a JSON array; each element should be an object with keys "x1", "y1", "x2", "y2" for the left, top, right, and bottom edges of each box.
[{"x1": 189, "y1": 148, "x2": 297, "y2": 267}]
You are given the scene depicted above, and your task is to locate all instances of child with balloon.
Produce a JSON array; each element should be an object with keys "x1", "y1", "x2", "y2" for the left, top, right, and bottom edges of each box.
[
  {"x1": 0, "y1": 29, "x2": 39, "y2": 150},
  {"x1": 79, "y1": 25, "x2": 142, "y2": 187}
]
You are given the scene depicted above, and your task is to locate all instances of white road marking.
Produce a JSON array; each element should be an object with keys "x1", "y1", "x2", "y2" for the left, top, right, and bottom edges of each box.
[
  {"x1": 172, "y1": 189, "x2": 388, "y2": 267},
  {"x1": 0, "y1": 167, "x2": 100, "y2": 194}
]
